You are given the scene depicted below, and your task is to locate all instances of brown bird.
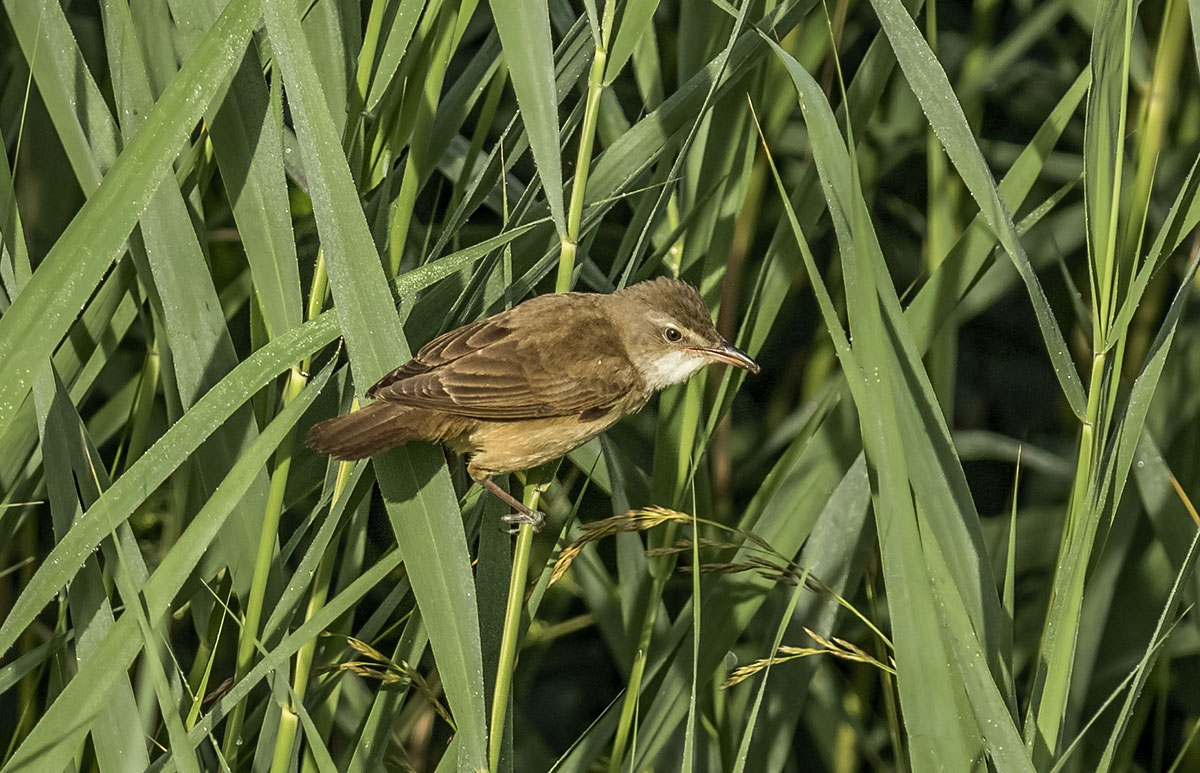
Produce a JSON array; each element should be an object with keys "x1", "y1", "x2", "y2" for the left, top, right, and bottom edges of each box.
[{"x1": 306, "y1": 277, "x2": 759, "y2": 527}]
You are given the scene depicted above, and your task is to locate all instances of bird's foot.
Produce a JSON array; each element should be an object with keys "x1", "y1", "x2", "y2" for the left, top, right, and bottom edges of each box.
[
  {"x1": 501, "y1": 509, "x2": 545, "y2": 532},
  {"x1": 477, "y1": 475, "x2": 545, "y2": 532}
]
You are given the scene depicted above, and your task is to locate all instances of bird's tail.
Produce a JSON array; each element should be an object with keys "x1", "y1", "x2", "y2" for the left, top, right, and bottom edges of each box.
[{"x1": 305, "y1": 402, "x2": 422, "y2": 460}]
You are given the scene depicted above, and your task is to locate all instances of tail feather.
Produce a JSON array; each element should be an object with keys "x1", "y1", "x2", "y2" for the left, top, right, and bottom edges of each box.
[{"x1": 306, "y1": 402, "x2": 421, "y2": 460}]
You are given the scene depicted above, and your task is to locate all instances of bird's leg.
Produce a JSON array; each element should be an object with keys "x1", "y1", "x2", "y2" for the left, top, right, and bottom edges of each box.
[{"x1": 477, "y1": 476, "x2": 544, "y2": 531}]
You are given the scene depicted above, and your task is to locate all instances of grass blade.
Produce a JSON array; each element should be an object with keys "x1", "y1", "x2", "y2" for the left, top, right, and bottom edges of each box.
[
  {"x1": 261, "y1": 0, "x2": 488, "y2": 766},
  {"x1": 867, "y1": 0, "x2": 1086, "y2": 418},
  {"x1": 0, "y1": 0, "x2": 260, "y2": 438},
  {"x1": 490, "y1": 0, "x2": 566, "y2": 236}
]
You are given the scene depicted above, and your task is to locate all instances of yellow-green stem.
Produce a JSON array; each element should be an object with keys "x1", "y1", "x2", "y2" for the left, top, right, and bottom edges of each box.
[
  {"x1": 307, "y1": 250, "x2": 330, "y2": 324},
  {"x1": 341, "y1": 0, "x2": 388, "y2": 167},
  {"x1": 1124, "y1": 0, "x2": 1184, "y2": 263},
  {"x1": 448, "y1": 61, "x2": 509, "y2": 217},
  {"x1": 556, "y1": 45, "x2": 608, "y2": 293},
  {"x1": 1029, "y1": 10, "x2": 1137, "y2": 747},
  {"x1": 664, "y1": 194, "x2": 684, "y2": 277},
  {"x1": 1093, "y1": 0, "x2": 1135, "y2": 335},
  {"x1": 924, "y1": 0, "x2": 960, "y2": 411},
  {"x1": 611, "y1": 383, "x2": 704, "y2": 771},
  {"x1": 222, "y1": 364, "x2": 309, "y2": 759},
  {"x1": 271, "y1": 458, "x2": 355, "y2": 768},
  {"x1": 226, "y1": 234, "x2": 330, "y2": 757},
  {"x1": 122, "y1": 340, "x2": 161, "y2": 474},
  {"x1": 609, "y1": 593, "x2": 656, "y2": 773},
  {"x1": 270, "y1": 708, "x2": 299, "y2": 773},
  {"x1": 501, "y1": 9, "x2": 615, "y2": 767},
  {"x1": 1029, "y1": 349, "x2": 1106, "y2": 763},
  {"x1": 389, "y1": 3, "x2": 459, "y2": 275},
  {"x1": 1123, "y1": 0, "x2": 1186, "y2": 370},
  {"x1": 487, "y1": 488, "x2": 540, "y2": 772}
]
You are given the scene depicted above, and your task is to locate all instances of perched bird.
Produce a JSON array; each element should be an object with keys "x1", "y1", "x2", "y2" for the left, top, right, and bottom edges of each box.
[{"x1": 306, "y1": 277, "x2": 759, "y2": 526}]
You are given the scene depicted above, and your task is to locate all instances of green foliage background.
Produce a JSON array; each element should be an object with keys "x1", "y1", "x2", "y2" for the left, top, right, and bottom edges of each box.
[{"x1": 1, "y1": 0, "x2": 1199, "y2": 770}]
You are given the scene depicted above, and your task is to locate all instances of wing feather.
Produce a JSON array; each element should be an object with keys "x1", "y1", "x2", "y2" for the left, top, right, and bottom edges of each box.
[{"x1": 366, "y1": 294, "x2": 640, "y2": 419}]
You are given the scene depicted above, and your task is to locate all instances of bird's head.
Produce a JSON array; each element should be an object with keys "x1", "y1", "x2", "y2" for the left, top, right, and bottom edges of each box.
[{"x1": 612, "y1": 277, "x2": 760, "y2": 391}]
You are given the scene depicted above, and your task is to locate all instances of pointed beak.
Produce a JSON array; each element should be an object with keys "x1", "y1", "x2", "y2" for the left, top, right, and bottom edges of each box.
[{"x1": 691, "y1": 340, "x2": 760, "y2": 374}]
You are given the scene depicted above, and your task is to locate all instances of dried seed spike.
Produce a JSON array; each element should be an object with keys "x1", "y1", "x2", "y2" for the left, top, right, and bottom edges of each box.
[{"x1": 345, "y1": 635, "x2": 389, "y2": 663}]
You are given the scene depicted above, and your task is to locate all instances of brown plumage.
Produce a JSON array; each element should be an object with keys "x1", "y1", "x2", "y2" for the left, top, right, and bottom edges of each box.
[{"x1": 306, "y1": 278, "x2": 758, "y2": 525}]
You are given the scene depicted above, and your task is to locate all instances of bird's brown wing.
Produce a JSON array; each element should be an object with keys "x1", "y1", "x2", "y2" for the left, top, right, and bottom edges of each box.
[
  {"x1": 366, "y1": 294, "x2": 641, "y2": 419},
  {"x1": 365, "y1": 318, "x2": 496, "y2": 395}
]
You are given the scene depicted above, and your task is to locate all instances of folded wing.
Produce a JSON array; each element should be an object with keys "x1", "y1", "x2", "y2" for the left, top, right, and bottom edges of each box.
[{"x1": 366, "y1": 294, "x2": 640, "y2": 419}]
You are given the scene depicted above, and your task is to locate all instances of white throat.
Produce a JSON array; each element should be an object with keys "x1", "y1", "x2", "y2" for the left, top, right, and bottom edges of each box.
[{"x1": 637, "y1": 350, "x2": 708, "y2": 391}]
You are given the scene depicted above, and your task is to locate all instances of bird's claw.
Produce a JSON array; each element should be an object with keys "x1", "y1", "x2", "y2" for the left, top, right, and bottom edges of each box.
[{"x1": 501, "y1": 509, "x2": 545, "y2": 532}]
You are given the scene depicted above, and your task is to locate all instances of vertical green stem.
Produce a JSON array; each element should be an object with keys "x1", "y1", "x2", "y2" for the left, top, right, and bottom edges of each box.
[
  {"x1": 488, "y1": 12, "x2": 620, "y2": 766},
  {"x1": 449, "y1": 60, "x2": 509, "y2": 217},
  {"x1": 556, "y1": 44, "x2": 608, "y2": 292},
  {"x1": 1093, "y1": 0, "x2": 1135, "y2": 335},
  {"x1": 482, "y1": 7, "x2": 613, "y2": 742},
  {"x1": 610, "y1": 608, "x2": 653, "y2": 771},
  {"x1": 1028, "y1": 349, "x2": 1105, "y2": 765},
  {"x1": 306, "y1": 249, "x2": 330, "y2": 323},
  {"x1": 388, "y1": 2, "x2": 460, "y2": 275},
  {"x1": 663, "y1": 194, "x2": 684, "y2": 278},
  {"x1": 226, "y1": 243, "x2": 332, "y2": 758},
  {"x1": 273, "y1": 458, "x2": 356, "y2": 768},
  {"x1": 222, "y1": 364, "x2": 309, "y2": 759},
  {"x1": 611, "y1": 381, "x2": 704, "y2": 772},
  {"x1": 342, "y1": 0, "x2": 389, "y2": 169},
  {"x1": 1123, "y1": 0, "x2": 1186, "y2": 370},
  {"x1": 116, "y1": 339, "x2": 161, "y2": 476},
  {"x1": 1027, "y1": 1, "x2": 1139, "y2": 761},
  {"x1": 296, "y1": 483, "x2": 356, "y2": 695},
  {"x1": 924, "y1": 0, "x2": 959, "y2": 410},
  {"x1": 269, "y1": 708, "x2": 299, "y2": 773},
  {"x1": 488, "y1": 486, "x2": 541, "y2": 772},
  {"x1": 493, "y1": 5, "x2": 619, "y2": 767}
]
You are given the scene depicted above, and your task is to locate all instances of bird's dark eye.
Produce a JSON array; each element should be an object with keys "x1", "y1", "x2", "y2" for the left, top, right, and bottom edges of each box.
[{"x1": 664, "y1": 326, "x2": 683, "y2": 343}]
